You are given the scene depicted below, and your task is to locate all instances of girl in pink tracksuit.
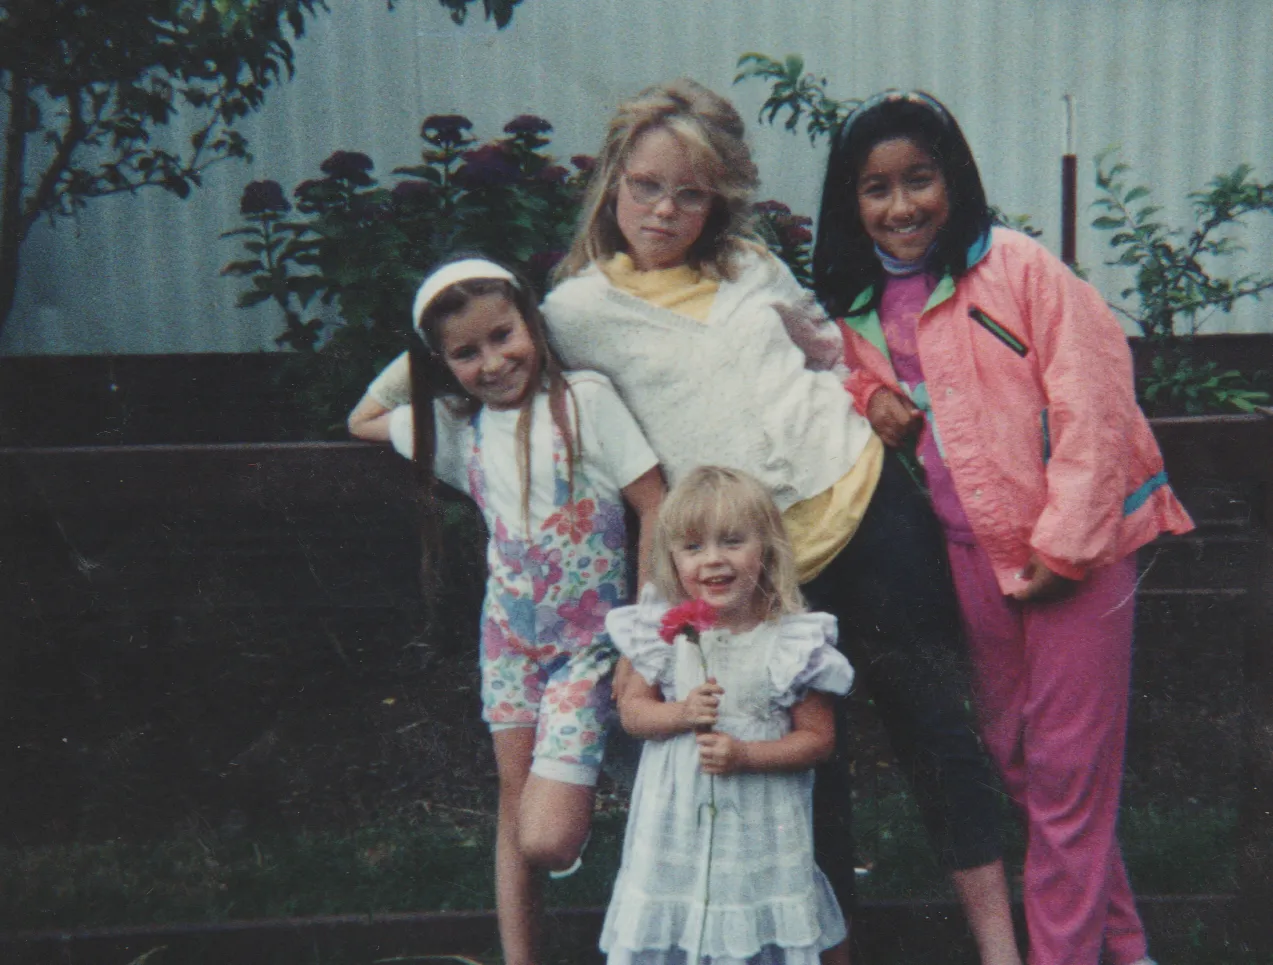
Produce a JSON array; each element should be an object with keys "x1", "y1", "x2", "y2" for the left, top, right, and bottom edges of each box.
[{"x1": 811, "y1": 90, "x2": 1193, "y2": 965}]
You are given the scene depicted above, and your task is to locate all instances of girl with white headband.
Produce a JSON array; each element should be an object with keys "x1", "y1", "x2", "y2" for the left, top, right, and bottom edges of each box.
[{"x1": 348, "y1": 256, "x2": 665, "y2": 965}]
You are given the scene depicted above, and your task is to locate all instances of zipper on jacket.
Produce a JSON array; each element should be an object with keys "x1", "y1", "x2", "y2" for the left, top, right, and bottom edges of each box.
[
  {"x1": 969, "y1": 306, "x2": 1028, "y2": 357},
  {"x1": 1041, "y1": 408, "x2": 1051, "y2": 464}
]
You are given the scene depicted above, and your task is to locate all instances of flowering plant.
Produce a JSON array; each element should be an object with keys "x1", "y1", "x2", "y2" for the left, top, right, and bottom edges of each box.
[
  {"x1": 221, "y1": 113, "x2": 593, "y2": 435},
  {"x1": 658, "y1": 599, "x2": 718, "y2": 645},
  {"x1": 223, "y1": 105, "x2": 823, "y2": 437},
  {"x1": 753, "y1": 200, "x2": 814, "y2": 286}
]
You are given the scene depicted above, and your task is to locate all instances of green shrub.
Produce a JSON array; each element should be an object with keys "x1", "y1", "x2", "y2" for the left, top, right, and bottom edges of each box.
[{"x1": 223, "y1": 109, "x2": 830, "y2": 435}]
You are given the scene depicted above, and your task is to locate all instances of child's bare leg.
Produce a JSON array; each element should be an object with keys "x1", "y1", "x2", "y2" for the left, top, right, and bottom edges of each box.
[
  {"x1": 493, "y1": 727, "x2": 542, "y2": 965},
  {"x1": 518, "y1": 773, "x2": 596, "y2": 871},
  {"x1": 950, "y1": 859, "x2": 1023, "y2": 965}
]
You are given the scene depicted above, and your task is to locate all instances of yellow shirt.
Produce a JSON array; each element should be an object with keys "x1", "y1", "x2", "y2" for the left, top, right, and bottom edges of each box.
[
  {"x1": 600, "y1": 253, "x2": 882, "y2": 583},
  {"x1": 601, "y1": 254, "x2": 720, "y2": 322},
  {"x1": 783, "y1": 434, "x2": 882, "y2": 582}
]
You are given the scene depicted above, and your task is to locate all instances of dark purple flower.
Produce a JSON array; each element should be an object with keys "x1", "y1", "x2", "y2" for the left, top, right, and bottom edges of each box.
[
  {"x1": 239, "y1": 179, "x2": 290, "y2": 214},
  {"x1": 291, "y1": 178, "x2": 331, "y2": 213},
  {"x1": 457, "y1": 144, "x2": 520, "y2": 188},
  {"x1": 421, "y1": 114, "x2": 474, "y2": 147},
  {"x1": 536, "y1": 164, "x2": 568, "y2": 185},
  {"x1": 504, "y1": 115, "x2": 553, "y2": 136},
  {"x1": 753, "y1": 199, "x2": 792, "y2": 216},
  {"x1": 787, "y1": 223, "x2": 814, "y2": 244},
  {"x1": 320, "y1": 150, "x2": 374, "y2": 185},
  {"x1": 391, "y1": 180, "x2": 434, "y2": 205},
  {"x1": 570, "y1": 154, "x2": 596, "y2": 173}
]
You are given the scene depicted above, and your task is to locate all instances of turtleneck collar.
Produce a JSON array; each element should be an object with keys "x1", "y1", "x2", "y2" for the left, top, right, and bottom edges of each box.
[{"x1": 875, "y1": 241, "x2": 937, "y2": 277}]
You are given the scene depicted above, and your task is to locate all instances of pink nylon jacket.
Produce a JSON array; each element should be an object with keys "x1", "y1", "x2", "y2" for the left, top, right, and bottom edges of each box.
[{"x1": 840, "y1": 228, "x2": 1193, "y2": 593}]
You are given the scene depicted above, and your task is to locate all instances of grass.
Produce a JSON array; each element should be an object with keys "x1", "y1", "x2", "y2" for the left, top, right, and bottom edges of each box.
[
  {"x1": 848, "y1": 791, "x2": 1238, "y2": 901},
  {"x1": 2, "y1": 808, "x2": 628, "y2": 933},
  {"x1": 7, "y1": 799, "x2": 1236, "y2": 932}
]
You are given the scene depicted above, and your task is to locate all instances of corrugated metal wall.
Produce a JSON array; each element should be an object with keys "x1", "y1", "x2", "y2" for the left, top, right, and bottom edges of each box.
[{"x1": 3, "y1": 0, "x2": 1271, "y2": 355}]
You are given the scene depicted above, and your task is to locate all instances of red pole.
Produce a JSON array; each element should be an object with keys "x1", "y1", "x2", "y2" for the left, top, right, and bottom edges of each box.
[
  {"x1": 1061, "y1": 95, "x2": 1077, "y2": 266},
  {"x1": 1062, "y1": 154, "x2": 1077, "y2": 266}
]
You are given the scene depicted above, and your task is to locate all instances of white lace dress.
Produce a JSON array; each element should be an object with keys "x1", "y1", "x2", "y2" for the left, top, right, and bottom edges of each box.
[{"x1": 601, "y1": 588, "x2": 855, "y2": 965}]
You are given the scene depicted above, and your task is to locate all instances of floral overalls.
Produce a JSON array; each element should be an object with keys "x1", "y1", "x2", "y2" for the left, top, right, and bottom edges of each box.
[{"x1": 469, "y1": 409, "x2": 627, "y2": 778}]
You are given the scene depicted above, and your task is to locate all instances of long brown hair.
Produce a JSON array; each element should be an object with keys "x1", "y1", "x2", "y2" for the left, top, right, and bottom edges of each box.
[
  {"x1": 409, "y1": 261, "x2": 579, "y2": 597},
  {"x1": 553, "y1": 78, "x2": 760, "y2": 283}
]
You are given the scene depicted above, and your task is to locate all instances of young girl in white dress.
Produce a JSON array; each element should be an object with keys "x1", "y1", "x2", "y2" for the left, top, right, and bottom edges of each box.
[{"x1": 602, "y1": 465, "x2": 853, "y2": 965}]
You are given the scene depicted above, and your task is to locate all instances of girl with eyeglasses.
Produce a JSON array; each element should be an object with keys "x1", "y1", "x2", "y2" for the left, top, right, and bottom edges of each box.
[{"x1": 545, "y1": 78, "x2": 1020, "y2": 965}]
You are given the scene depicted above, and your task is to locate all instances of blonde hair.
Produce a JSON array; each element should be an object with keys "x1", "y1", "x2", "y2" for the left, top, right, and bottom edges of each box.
[
  {"x1": 554, "y1": 78, "x2": 760, "y2": 282},
  {"x1": 651, "y1": 466, "x2": 804, "y2": 621}
]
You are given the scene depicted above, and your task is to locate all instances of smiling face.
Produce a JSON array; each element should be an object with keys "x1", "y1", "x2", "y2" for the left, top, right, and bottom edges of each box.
[
  {"x1": 437, "y1": 293, "x2": 538, "y2": 410},
  {"x1": 672, "y1": 524, "x2": 767, "y2": 632},
  {"x1": 614, "y1": 126, "x2": 715, "y2": 272},
  {"x1": 856, "y1": 136, "x2": 951, "y2": 263}
]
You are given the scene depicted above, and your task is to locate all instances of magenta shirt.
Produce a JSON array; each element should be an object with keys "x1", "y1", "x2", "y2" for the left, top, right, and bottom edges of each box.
[{"x1": 879, "y1": 274, "x2": 977, "y2": 544}]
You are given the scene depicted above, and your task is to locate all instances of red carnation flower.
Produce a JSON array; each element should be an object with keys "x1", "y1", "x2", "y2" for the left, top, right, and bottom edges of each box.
[{"x1": 658, "y1": 599, "x2": 718, "y2": 645}]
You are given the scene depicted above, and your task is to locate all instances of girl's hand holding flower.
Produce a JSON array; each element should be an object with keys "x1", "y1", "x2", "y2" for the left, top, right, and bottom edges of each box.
[
  {"x1": 681, "y1": 679, "x2": 723, "y2": 732},
  {"x1": 659, "y1": 599, "x2": 723, "y2": 733},
  {"x1": 866, "y1": 387, "x2": 923, "y2": 448}
]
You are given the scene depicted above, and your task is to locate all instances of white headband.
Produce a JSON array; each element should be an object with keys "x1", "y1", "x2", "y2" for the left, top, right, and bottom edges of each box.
[{"x1": 411, "y1": 258, "x2": 518, "y2": 342}]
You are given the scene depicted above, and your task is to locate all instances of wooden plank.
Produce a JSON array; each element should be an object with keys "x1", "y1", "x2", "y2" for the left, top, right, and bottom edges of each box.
[
  {"x1": 0, "y1": 896, "x2": 1235, "y2": 965},
  {"x1": 1237, "y1": 479, "x2": 1273, "y2": 952}
]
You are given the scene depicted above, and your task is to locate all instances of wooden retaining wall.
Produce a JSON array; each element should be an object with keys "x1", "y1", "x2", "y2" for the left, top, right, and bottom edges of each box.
[{"x1": 0, "y1": 398, "x2": 1269, "y2": 960}]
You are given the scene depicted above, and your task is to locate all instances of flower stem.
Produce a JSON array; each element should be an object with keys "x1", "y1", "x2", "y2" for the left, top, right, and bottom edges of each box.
[
  {"x1": 693, "y1": 776, "x2": 716, "y2": 965},
  {"x1": 692, "y1": 640, "x2": 715, "y2": 965}
]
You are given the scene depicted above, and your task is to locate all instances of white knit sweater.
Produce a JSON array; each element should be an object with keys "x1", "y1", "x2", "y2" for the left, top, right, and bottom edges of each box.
[{"x1": 543, "y1": 249, "x2": 875, "y2": 511}]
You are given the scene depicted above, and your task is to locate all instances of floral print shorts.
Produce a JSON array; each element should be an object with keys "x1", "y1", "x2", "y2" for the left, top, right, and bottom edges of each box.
[{"x1": 482, "y1": 635, "x2": 617, "y2": 785}]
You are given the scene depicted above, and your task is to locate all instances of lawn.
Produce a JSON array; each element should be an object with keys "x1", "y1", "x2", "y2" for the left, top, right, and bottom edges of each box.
[{"x1": 0, "y1": 489, "x2": 1256, "y2": 963}]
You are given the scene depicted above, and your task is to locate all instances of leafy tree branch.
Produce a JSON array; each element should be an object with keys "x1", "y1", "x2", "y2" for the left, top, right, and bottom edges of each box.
[{"x1": 0, "y1": 0, "x2": 527, "y2": 343}]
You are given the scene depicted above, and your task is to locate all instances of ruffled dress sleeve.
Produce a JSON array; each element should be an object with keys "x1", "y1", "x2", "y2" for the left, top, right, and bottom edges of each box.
[
  {"x1": 604, "y1": 584, "x2": 674, "y2": 687},
  {"x1": 769, "y1": 611, "x2": 855, "y2": 708}
]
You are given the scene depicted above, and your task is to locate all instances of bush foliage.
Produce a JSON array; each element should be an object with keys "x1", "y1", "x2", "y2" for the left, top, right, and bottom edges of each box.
[{"x1": 222, "y1": 114, "x2": 815, "y2": 435}]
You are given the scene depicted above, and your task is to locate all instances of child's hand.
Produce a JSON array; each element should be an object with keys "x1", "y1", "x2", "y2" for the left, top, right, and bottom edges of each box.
[
  {"x1": 680, "y1": 679, "x2": 723, "y2": 733},
  {"x1": 866, "y1": 388, "x2": 923, "y2": 448},
  {"x1": 1010, "y1": 553, "x2": 1076, "y2": 602},
  {"x1": 696, "y1": 732, "x2": 746, "y2": 775}
]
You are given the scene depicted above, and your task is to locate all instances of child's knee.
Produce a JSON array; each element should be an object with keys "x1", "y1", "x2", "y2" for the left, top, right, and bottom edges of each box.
[
  {"x1": 517, "y1": 760, "x2": 597, "y2": 869},
  {"x1": 518, "y1": 823, "x2": 583, "y2": 871}
]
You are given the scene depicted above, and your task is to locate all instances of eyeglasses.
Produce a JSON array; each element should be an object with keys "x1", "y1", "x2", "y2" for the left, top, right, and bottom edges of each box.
[{"x1": 621, "y1": 173, "x2": 715, "y2": 213}]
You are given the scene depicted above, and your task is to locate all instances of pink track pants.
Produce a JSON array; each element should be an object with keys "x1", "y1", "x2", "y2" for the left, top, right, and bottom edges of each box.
[{"x1": 947, "y1": 541, "x2": 1149, "y2": 965}]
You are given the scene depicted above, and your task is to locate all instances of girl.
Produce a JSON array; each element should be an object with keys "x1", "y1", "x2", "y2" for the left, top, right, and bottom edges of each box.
[
  {"x1": 546, "y1": 79, "x2": 1022, "y2": 965},
  {"x1": 812, "y1": 90, "x2": 1194, "y2": 965},
  {"x1": 347, "y1": 257, "x2": 664, "y2": 965},
  {"x1": 603, "y1": 465, "x2": 854, "y2": 965}
]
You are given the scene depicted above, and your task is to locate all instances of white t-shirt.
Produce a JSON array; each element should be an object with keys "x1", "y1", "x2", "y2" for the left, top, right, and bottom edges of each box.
[{"x1": 386, "y1": 370, "x2": 658, "y2": 533}]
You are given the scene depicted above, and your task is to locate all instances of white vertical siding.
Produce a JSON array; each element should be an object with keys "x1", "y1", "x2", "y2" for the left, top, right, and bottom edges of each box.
[{"x1": 3, "y1": 0, "x2": 1270, "y2": 354}]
